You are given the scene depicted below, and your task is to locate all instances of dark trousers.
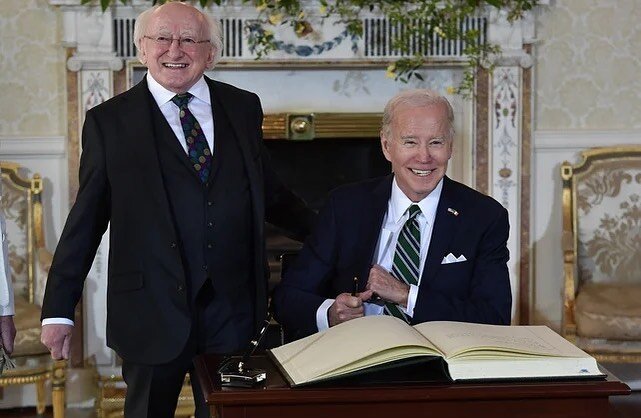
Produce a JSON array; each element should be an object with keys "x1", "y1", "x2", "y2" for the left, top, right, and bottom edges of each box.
[
  {"x1": 121, "y1": 281, "x2": 240, "y2": 418},
  {"x1": 121, "y1": 333, "x2": 208, "y2": 418}
]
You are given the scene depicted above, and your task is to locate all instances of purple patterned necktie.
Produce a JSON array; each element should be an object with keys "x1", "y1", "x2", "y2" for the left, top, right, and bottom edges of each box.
[{"x1": 171, "y1": 93, "x2": 212, "y2": 183}]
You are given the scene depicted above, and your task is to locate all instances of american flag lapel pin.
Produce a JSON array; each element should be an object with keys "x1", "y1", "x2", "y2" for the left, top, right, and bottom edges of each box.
[{"x1": 447, "y1": 207, "x2": 459, "y2": 216}]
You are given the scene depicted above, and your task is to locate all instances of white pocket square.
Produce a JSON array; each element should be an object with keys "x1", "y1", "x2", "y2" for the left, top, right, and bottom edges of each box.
[{"x1": 441, "y1": 253, "x2": 467, "y2": 264}]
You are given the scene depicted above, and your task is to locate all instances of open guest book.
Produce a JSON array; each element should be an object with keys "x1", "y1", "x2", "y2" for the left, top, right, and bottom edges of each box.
[{"x1": 267, "y1": 316, "x2": 604, "y2": 387}]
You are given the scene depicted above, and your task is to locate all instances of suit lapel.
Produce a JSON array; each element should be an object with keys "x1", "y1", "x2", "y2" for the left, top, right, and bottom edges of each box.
[
  {"x1": 208, "y1": 92, "x2": 228, "y2": 183},
  {"x1": 121, "y1": 79, "x2": 178, "y2": 231},
  {"x1": 207, "y1": 78, "x2": 263, "y2": 209},
  {"x1": 422, "y1": 177, "x2": 461, "y2": 283},
  {"x1": 356, "y1": 176, "x2": 393, "y2": 280}
]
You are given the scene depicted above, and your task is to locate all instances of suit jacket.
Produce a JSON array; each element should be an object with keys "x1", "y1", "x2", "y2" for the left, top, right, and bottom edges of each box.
[
  {"x1": 273, "y1": 175, "x2": 512, "y2": 338},
  {"x1": 41, "y1": 76, "x2": 314, "y2": 364}
]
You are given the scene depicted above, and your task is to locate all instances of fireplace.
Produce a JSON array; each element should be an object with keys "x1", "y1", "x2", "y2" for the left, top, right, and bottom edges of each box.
[{"x1": 262, "y1": 113, "x2": 390, "y2": 288}]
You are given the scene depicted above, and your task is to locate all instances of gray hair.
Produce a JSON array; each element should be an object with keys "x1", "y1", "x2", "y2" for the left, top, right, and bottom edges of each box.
[
  {"x1": 381, "y1": 89, "x2": 455, "y2": 139},
  {"x1": 133, "y1": 1, "x2": 223, "y2": 69}
]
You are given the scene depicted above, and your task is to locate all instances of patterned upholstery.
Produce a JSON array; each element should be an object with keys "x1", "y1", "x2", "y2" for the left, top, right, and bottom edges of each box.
[
  {"x1": 561, "y1": 146, "x2": 641, "y2": 362},
  {"x1": 0, "y1": 162, "x2": 66, "y2": 417}
]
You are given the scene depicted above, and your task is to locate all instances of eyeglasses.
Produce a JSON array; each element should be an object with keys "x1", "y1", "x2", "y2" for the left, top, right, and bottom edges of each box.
[{"x1": 143, "y1": 35, "x2": 211, "y2": 51}]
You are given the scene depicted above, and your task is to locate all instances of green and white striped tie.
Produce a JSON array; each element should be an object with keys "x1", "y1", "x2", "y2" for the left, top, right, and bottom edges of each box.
[{"x1": 384, "y1": 204, "x2": 421, "y2": 323}]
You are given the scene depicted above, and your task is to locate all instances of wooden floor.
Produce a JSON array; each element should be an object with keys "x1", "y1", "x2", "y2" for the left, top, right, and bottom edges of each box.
[{"x1": 1, "y1": 392, "x2": 640, "y2": 418}]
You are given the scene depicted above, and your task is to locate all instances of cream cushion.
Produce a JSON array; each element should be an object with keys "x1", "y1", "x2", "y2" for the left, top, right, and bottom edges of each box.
[
  {"x1": 12, "y1": 296, "x2": 48, "y2": 357},
  {"x1": 575, "y1": 282, "x2": 641, "y2": 341}
]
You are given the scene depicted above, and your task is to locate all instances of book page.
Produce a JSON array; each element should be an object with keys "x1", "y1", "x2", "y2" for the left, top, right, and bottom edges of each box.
[
  {"x1": 413, "y1": 321, "x2": 590, "y2": 360},
  {"x1": 270, "y1": 315, "x2": 442, "y2": 385}
]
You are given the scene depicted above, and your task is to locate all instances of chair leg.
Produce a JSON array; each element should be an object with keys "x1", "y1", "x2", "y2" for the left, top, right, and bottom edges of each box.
[
  {"x1": 52, "y1": 360, "x2": 67, "y2": 418},
  {"x1": 36, "y1": 380, "x2": 46, "y2": 415}
]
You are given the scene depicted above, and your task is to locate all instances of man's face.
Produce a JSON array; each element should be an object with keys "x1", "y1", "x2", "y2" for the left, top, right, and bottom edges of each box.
[
  {"x1": 381, "y1": 103, "x2": 453, "y2": 202},
  {"x1": 139, "y1": 3, "x2": 214, "y2": 93}
]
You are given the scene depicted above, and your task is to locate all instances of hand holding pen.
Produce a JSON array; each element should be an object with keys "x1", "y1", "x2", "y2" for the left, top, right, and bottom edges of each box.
[{"x1": 328, "y1": 277, "x2": 373, "y2": 327}]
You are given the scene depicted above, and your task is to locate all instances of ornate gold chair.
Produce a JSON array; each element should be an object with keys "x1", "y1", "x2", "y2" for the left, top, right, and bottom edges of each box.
[
  {"x1": 561, "y1": 146, "x2": 641, "y2": 362},
  {"x1": 0, "y1": 162, "x2": 66, "y2": 417},
  {"x1": 96, "y1": 373, "x2": 195, "y2": 418}
]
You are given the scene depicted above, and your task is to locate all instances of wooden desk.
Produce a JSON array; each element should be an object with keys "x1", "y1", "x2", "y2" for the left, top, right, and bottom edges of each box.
[{"x1": 193, "y1": 354, "x2": 630, "y2": 418}]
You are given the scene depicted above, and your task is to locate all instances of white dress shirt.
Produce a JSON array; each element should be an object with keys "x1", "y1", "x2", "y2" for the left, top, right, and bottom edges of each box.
[
  {"x1": 316, "y1": 177, "x2": 443, "y2": 331},
  {"x1": 146, "y1": 73, "x2": 215, "y2": 153},
  {"x1": 0, "y1": 182, "x2": 14, "y2": 317},
  {"x1": 42, "y1": 73, "x2": 215, "y2": 327}
]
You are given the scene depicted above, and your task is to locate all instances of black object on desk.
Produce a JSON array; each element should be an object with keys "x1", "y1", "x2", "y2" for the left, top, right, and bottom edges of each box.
[{"x1": 217, "y1": 315, "x2": 271, "y2": 387}]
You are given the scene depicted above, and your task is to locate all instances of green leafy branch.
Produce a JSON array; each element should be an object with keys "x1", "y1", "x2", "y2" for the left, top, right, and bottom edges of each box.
[{"x1": 81, "y1": 0, "x2": 538, "y2": 96}]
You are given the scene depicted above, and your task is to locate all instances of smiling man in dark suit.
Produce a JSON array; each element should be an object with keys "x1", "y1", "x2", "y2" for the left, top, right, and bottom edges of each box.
[
  {"x1": 39, "y1": 2, "x2": 313, "y2": 417},
  {"x1": 273, "y1": 89, "x2": 511, "y2": 339}
]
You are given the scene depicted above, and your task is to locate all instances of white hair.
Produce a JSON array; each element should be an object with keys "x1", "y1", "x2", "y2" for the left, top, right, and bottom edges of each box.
[{"x1": 381, "y1": 89, "x2": 455, "y2": 139}]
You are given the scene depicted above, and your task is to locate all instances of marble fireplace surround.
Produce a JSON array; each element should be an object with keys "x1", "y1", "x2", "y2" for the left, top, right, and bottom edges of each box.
[{"x1": 49, "y1": 0, "x2": 537, "y2": 369}]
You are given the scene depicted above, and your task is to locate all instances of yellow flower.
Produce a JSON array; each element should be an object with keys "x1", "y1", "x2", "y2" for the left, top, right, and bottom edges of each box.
[
  {"x1": 297, "y1": 10, "x2": 305, "y2": 20},
  {"x1": 385, "y1": 63, "x2": 397, "y2": 79},
  {"x1": 263, "y1": 29, "x2": 274, "y2": 37},
  {"x1": 446, "y1": 86, "x2": 456, "y2": 95},
  {"x1": 268, "y1": 13, "x2": 282, "y2": 25},
  {"x1": 319, "y1": 4, "x2": 327, "y2": 15},
  {"x1": 434, "y1": 26, "x2": 446, "y2": 38},
  {"x1": 255, "y1": 2, "x2": 267, "y2": 12},
  {"x1": 295, "y1": 21, "x2": 313, "y2": 37}
]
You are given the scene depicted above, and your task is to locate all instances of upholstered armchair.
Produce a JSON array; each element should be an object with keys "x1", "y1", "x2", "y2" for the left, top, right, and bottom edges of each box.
[
  {"x1": 561, "y1": 146, "x2": 641, "y2": 362},
  {"x1": 0, "y1": 162, "x2": 66, "y2": 417}
]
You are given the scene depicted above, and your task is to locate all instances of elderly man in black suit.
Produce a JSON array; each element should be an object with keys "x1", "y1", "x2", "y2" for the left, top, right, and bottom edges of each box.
[{"x1": 40, "y1": 2, "x2": 314, "y2": 417}]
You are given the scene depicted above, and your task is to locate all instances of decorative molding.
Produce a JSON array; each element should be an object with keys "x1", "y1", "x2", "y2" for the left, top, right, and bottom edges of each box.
[
  {"x1": 0, "y1": 137, "x2": 66, "y2": 157},
  {"x1": 263, "y1": 113, "x2": 382, "y2": 140},
  {"x1": 491, "y1": 67, "x2": 520, "y2": 209},
  {"x1": 50, "y1": 1, "x2": 541, "y2": 67},
  {"x1": 81, "y1": 71, "x2": 112, "y2": 115},
  {"x1": 490, "y1": 66, "x2": 522, "y2": 322},
  {"x1": 486, "y1": 9, "x2": 536, "y2": 68},
  {"x1": 67, "y1": 54, "x2": 124, "y2": 72},
  {"x1": 49, "y1": 1, "x2": 124, "y2": 71},
  {"x1": 534, "y1": 130, "x2": 641, "y2": 151}
]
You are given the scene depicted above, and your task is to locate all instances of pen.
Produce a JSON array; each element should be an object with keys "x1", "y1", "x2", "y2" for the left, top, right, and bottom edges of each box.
[
  {"x1": 352, "y1": 276, "x2": 358, "y2": 297},
  {"x1": 237, "y1": 313, "x2": 272, "y2": 373}
]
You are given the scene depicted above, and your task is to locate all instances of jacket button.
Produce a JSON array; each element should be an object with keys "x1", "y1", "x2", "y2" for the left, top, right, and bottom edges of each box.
[
  {"x1": 207, "y1": 221, "x2": 214, "y2": 227},
  {"x1": 207, "y1": 243, "x2": 212, "y2": 249},
  {"x1": 207, "y1": 201, "x2": 213, "y2": 206},
  {"x1": 177, "y1": 284, "x2": 184, "y2": 292},
  {"x1": 170, "y1": 242, "x2": 177, "y2": 248}
]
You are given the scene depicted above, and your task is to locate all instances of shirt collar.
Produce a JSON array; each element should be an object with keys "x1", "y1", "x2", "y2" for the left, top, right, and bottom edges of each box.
[
  {"x1": 146, "y1": 73, "x2": 211, "y2": 107},
  {"x1": 389, "y1": 176, "x2": 443, "y2": 225}
]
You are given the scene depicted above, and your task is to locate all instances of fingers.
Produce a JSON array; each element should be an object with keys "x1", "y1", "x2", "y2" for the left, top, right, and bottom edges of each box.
[
  {"x1": 336, "y1": 293, "x2": 363, "y2": 309},
  {"x1": 370, "y1": 264, "x2": 388, "y2": 274},
  {"x1": 62, "y1": 334, "x2": 71, "y2": 360},
  {"x1": 358, "y1": 289, "x2": 375, "y2": 301},
  {"x1": 367, "y1": 265, "x2": 409, "y2": 306},
  {"x1": 328, "y1": 293, "x2": 366, "y2": 327},
  {"x1": 41, "y1": 324, "x2": 73, "y2": 360},
  {"x1": 366, "y1": 265, "x2": 395, "y2": 293}
]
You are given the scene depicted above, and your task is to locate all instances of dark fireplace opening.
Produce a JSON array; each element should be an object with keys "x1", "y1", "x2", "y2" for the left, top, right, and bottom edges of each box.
[{"x1": 264, "y1": 137, "x2": 391, "y2": 288}]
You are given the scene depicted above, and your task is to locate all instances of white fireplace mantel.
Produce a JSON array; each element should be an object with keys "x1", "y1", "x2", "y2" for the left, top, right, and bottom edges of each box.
[{"x1": 49, "y1": 0, "x2": 545, "y2": 72}]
